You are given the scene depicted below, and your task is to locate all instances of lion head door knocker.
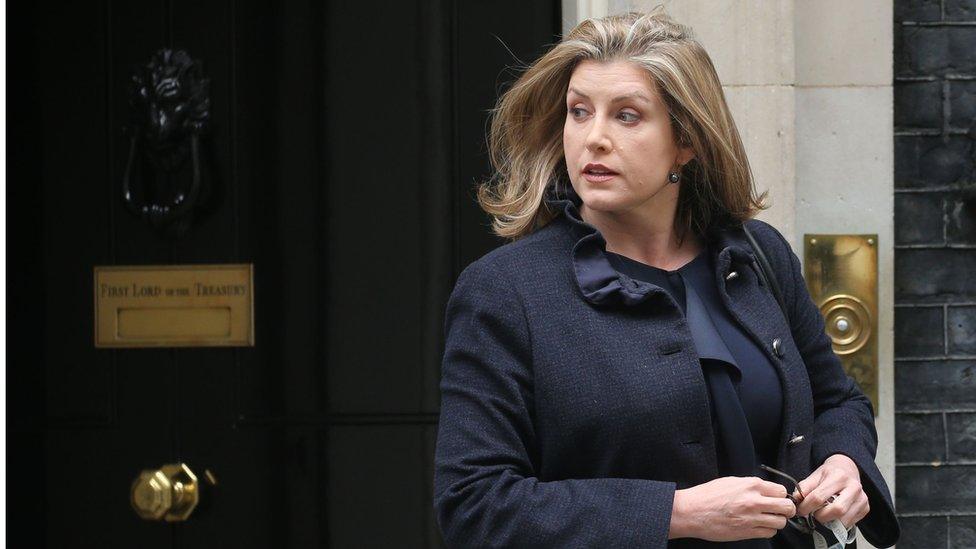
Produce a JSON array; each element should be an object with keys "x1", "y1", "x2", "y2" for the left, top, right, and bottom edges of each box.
[{"x1": 122, "y1": 48, "x2": 211, "y2": 238}]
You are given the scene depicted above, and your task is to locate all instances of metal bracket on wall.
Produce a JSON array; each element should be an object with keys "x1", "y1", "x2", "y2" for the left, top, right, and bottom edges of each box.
[{"x1": 804, "y1": 234, "x2": 879, "y2": 416}]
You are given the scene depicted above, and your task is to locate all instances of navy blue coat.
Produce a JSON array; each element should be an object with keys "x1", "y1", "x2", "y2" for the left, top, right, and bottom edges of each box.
[{"x1": 433, "y1": 185, "x2": 899, "y2": 548}]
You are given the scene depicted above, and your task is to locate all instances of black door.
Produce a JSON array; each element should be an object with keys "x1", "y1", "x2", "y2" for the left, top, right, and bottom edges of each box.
[{"x1": 7, "y1": 1, "x2": 560, "y2": 547}]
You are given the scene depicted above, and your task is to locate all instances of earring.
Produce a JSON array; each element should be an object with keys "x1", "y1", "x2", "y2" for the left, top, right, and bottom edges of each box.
[{"x1": 668, "y1": 171, "x2": 681, "y2": 184}]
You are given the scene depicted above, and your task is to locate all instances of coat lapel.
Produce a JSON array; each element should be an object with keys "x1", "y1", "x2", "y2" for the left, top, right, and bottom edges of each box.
[{"x1": 709, "y1": 228, "x2": 802, "y2": 471}]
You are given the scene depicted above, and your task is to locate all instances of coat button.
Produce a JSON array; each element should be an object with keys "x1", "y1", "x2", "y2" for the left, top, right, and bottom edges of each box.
[
  {"x1": 772, "y1": 338, "x2": 784, "y2": 357},
  {"x1": 725, "y1": 271, "x2": 739, "y2": 281},
  {"x1": 788, "y1": 434, "x2": 804, "y2": 446}
]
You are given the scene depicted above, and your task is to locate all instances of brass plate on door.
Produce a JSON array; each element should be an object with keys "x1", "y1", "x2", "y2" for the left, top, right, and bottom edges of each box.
[
  {"x1": 804, "y1": 235, "x2": 878, "y2": 416},
  {"x1": 94, "y1": 264, "x2": 254, "y2": 347}
]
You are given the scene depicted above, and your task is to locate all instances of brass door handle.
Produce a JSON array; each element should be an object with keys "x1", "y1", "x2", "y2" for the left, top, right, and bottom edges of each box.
[{"x1": 131, "y1": 463, "x2": 212, "y2": 522}]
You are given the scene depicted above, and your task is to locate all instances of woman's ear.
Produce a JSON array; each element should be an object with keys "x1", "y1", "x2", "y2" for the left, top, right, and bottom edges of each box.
[{"x1": 677, "y1": 144, "x2": 695, "y2": 166}]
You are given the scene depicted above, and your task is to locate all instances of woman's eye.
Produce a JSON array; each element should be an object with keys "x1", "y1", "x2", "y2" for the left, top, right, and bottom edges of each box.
[{"x1": 567, "y1": 107, "x2": 638, "y2": 123}]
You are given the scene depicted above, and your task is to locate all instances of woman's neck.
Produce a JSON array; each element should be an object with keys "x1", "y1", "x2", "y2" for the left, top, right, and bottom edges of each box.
[{"x1": 580, "y1": 202, "x2": 703, "y2": 271}]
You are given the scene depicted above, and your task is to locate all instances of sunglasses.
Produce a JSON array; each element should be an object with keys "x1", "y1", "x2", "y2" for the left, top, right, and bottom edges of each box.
[{"x1": 758, "y1": 463, "x2": 820, "y2": 534}]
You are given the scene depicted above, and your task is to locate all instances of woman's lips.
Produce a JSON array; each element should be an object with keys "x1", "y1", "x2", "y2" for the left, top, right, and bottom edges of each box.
[
  {"x1": 582, "y1": 163, "x2": 619, "y2": 183},
  {"x1": 583, "y1": 171, "x2": 617, "y2": 183}
]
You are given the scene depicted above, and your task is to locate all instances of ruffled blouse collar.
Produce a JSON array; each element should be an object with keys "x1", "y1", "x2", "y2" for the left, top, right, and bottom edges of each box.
[{"x1": 542, "y1": 180, "x2": 760, "y2": 308}]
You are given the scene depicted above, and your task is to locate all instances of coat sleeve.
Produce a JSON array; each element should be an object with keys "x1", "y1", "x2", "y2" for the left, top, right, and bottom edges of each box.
[
  {"x1": 432, "y1": 258, "x2": 678, "y2": 549},
  {"x1": 760, "y1": 223, "x2": 900, "y2": 548}
]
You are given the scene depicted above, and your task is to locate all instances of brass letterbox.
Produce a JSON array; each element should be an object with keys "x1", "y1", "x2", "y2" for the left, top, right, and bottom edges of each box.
[{"x1": 94, "y1": 264, "x2": 254, "y2": 348}]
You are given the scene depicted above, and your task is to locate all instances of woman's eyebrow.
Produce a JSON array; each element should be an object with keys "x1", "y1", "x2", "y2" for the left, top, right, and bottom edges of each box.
[{"x1": 567, "y1": 87, "x2": 652, "y2": 104}]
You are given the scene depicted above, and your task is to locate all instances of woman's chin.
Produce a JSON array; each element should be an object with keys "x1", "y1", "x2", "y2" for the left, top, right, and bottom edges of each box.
[{"x1": 578, "y1": 187, "x2": 627, "y2": 211}]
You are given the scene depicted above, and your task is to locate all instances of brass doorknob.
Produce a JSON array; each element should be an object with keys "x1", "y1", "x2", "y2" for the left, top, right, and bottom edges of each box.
[{"x1": 131, "y1": 463, "x2": 202, "y2": 522}]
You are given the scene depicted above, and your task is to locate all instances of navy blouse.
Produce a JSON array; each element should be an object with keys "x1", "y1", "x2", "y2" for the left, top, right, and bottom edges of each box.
[{"x1": 605, "y1": 246, "x2": 786, "y2": 548}]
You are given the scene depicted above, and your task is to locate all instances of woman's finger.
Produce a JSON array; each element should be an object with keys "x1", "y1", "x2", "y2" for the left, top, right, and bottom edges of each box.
[
  {"x1": 796, "y1": 460, "x2": 859, "y2": 498},
  {"x1": 795, "y1": 466, "x2": 826, "y2": 498},
  {"x1": 751, "y1": 527, "x2": 779, "y2": 539},
  {"x1": 757, "y1": 480, "x2": 789, "y2": 498},
  {"x1": 757, "y1": 511, "x2": 789, "y2": 531},
  {"x1": 816, "y1": 486, "x2": 869, "y2": 529},
  {"x1": 812, "y1": 483, "x2": 863, "y2": 525},
  {"x1": 758, "y1": 495, "x2": 796, "y2": 518},
  {"x1": 796, "y1": 474, "x2": 849, "y2": 516}
]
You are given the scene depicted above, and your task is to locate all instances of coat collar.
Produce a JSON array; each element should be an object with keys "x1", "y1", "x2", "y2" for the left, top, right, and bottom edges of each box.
[
  {"x1": 543, "y1": 181, "x2": 760, "y2": 308},
  {"x1": 543, "y1": 182, "x2": 810, "y2": 481}
]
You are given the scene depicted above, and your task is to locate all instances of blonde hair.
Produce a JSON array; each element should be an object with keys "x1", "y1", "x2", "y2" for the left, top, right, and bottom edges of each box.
[{"x1": 478, "y1": 5, "x2": 768, "y2": 241}]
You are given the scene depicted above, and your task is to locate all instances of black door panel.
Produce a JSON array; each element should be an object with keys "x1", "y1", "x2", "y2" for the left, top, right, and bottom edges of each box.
[{"x1": 8, "y1": 1, "x2": 560, "y2": 546}]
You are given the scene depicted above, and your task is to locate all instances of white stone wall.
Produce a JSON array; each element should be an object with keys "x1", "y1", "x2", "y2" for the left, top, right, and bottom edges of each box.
[{"x1": 793, "y1": 13, "x2": 895, "y2": 546}]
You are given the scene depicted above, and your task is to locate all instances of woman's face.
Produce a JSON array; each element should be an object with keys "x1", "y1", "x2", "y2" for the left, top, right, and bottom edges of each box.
[{"x1": 562, "y1": 59, "x2": 694, "y2": 217}]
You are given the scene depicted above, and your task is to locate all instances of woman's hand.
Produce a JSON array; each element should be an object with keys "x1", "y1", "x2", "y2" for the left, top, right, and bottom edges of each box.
[
  {"x1": 793, "y1": 453, "x2": 870, "y2": 530},
  {"x1": 670, "y1": 476, "x2": 797, "y2": 541}
]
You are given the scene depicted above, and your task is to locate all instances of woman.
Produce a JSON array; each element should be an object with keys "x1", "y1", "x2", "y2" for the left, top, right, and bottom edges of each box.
[{"x1": 433, "y1": 8, "x2": 899, "y2": 548}]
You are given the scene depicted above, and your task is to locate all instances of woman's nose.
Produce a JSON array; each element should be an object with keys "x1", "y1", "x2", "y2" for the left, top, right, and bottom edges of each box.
[{"x1": 584, "y1": 118, "x2": 613, "y2": 153}]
